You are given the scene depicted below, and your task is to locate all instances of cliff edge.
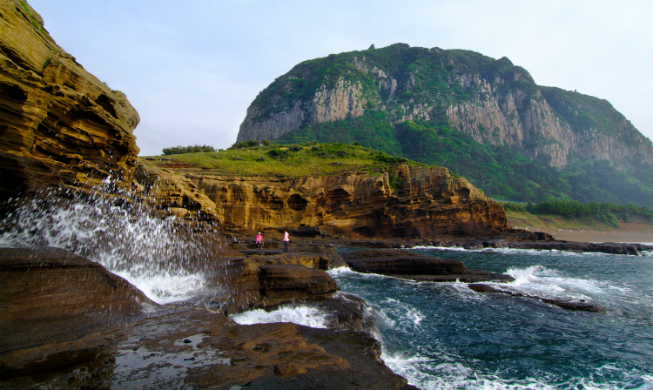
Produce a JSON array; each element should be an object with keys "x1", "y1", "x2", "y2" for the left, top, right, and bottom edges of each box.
[{"x1": 0, "y1": 0, "x2": 140, "y2": 203}]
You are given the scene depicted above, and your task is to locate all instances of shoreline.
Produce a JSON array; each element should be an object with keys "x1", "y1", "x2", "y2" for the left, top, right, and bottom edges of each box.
[{"x1": 511, "y1": 227, "x2": 653, "y2": 244}]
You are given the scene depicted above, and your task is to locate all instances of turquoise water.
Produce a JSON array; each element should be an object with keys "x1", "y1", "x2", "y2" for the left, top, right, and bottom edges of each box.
[{"x1": 329, "y1": 247, "x2": 653, "y2": 389}]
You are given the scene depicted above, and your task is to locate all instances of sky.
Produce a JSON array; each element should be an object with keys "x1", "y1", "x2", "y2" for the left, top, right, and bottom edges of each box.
[{"x1": 29, "y1": 0, "x2": 653, "y2": 156}]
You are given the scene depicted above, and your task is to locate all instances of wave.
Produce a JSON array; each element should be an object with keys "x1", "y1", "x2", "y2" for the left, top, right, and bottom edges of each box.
[
  {"x1": 413, "y1": 245, "x2": 644, "y2": 257},
  {"x1": 229, "y1": 304, "x2": 330, "y2": 328},
  {"x1": 0, "y1": 186, "x2": 224, "y2": 304},
  {"x1": 382, "y1": 352, "x2": 653, "y2": 390}
]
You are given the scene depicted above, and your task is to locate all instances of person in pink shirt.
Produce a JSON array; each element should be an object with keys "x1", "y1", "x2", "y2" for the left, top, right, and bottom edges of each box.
[
  {"x1": 283, "y1": 230, "x2": 290, "y2": 253},
  {"x1": 255, "y1": 232, "x2": 263, "y2": 250}
]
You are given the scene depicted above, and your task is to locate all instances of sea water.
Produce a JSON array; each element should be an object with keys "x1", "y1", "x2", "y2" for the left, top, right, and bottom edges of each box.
[
  {"x1": 0, "y1": 186, "x2": 225, "y2": 304},
  {"x1": 328, "y1": 247, "x2": 653, "y2": 389}
]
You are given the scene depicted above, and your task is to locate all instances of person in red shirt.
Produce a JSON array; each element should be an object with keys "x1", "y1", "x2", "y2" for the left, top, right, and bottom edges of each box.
[{"x1": 255, "y1": 232, "x2": 263, "y2": 250}]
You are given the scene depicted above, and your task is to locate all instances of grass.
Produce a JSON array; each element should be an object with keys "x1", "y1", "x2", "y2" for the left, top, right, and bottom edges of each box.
[
  {"x1": 141, "y1": 142, "x2": 425, "y2": 178},
  {"x1": 505, "y1": 209, "x2": 609, "y2": 231},
  {"x1": 503, "y1": 203, "x2": 653, "y2": 232}
]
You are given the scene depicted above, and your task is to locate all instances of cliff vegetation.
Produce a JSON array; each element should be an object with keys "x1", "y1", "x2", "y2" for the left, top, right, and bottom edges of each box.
[{"x1": 237, "y1": 43, "x2": 653, "y2": 208}]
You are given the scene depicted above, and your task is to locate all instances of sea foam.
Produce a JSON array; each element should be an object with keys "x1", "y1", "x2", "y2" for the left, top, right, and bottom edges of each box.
[{"x1": 229, "y1": 305, "x2": 330, "y2": 328}]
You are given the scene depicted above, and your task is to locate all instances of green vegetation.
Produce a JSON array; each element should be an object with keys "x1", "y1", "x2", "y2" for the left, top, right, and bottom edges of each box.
[
  {"x1": 526, "y1": 200, "x2": 653, "y2": 229},
  {"x1": 20, "y1": 1, "x2": 47, "y2": 35},
  {"x1": 503, "y1": 200, "x2": 653, "y2": 230},
  {"x1": 162, "y1": 145, "x2": 217, "y2": 155},
  {"x1": 274, "y1": 119, "x2": 653, "y2": 208},
  {"x1": 541, "y1": 87, "x2": 648, "y2": 147},
  {"x1": 240, "y1": 43, "x2": 653, "y2": 211},
  {"x1": 276, "y1": 110, "x2": 402, "y2": 155},
  {"x1": 150, "y1": 142, "x2": 424, "y2": 177}
]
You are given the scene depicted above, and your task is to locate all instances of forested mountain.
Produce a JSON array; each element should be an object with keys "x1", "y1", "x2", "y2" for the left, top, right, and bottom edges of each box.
[{"x1": 236, "y1": 43, "x2": 653, "y2": 207}]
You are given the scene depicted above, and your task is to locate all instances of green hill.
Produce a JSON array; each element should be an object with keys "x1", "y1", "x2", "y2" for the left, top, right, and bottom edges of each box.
[{"x1": 236, "y1": 43, "x2": 653, "y2": 208}]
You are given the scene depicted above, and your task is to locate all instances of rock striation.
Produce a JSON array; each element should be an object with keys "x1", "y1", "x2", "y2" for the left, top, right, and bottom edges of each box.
[
  {"x1": 138, "y1": 161, "x2": 507, "y2": 240},
  {"x1": 0, "y1": 1, "x2": 140, "y2": 203}
]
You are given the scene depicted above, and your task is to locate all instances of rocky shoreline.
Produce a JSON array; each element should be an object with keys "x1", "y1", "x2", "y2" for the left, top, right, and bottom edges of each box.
[
  {"x1": 1, "y1": 2, "x2": 651, "y2": 388},
  {"x1": 2, "y1": 234, "x2": 648, "y2": 388}
]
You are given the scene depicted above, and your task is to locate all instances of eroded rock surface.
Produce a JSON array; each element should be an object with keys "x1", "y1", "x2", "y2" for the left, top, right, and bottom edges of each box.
[
  {"x1": 139, "y1": 161, "x2": 508, "y2": 241},
  {"x1": 0, "y1": 247, "x2": 415, "y2": 389},
  {"x1": 0, "y1": 1, "x2": 140, "y2": 203}
]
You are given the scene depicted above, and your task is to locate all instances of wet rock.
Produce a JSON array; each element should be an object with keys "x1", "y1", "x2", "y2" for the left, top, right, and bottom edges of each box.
[
  {"x1": 341, "y1": 249, "x2": 514, "y2": 283},
  {"x1": 468, "y1": 283, "x2": 607, "y2": 313},
  {"x1": 0, "y1": 247, "x2": 155, "y2": 357},
  {"x1": 259, "y1": 264, "x2": 337, "y2": 301},
  {"x1": 342, "y1": 249, "x2": 467, "y2": 275}
]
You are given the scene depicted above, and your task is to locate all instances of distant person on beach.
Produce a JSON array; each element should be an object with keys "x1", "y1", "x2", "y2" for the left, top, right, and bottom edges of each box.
[
  {"x1": 255, "y1": 232, "x2": 263, "y2": 249},
  {"x1": 283, "y1": 230, "x2": 290, "y2": 252}
]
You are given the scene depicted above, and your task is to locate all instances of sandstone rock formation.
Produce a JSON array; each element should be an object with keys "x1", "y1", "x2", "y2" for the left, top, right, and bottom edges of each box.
[
  {"x1": 0, "y1": 1, "x2": 140, "y2": 203},
  {"x1": 139, "y1": 161, "x2": 507, "y2": 240}
]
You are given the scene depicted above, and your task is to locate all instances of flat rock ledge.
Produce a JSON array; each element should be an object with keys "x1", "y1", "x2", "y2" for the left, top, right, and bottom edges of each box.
[
  {"x1": 340, "y1": 249, "x2": 514, "y2": 283},
  {"x1": 0, "y1": 246, "x2": 416, "y2": 390}
]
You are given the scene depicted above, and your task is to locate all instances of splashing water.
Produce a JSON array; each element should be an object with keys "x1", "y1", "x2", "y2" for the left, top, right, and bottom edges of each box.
[
  {"x1": 229, "y1": 305, "x2": 330, "y2": 328},
  {"x1": 0, "y1": 183, "x2": 225, "y2": 304}
]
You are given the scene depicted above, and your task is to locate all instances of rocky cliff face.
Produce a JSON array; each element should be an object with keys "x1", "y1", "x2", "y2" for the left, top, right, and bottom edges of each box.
[
  {"x1": 138, "y1": 161, "x2": 507, "y2": 240},
  {"x1": 237, "y1": 44, "x2": 653, "y2": 169},
  {"x1": 0, "y1": 0, "x2": 140, "y2": 203},
  {"x1": 237, "y1": 78, "x2": 367, "y2": 143}
]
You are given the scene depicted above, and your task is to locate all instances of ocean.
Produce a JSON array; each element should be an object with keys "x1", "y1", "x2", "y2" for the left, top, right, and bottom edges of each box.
[{"x1": 325, "y1": 247, "x2": 653, "y2": 389}]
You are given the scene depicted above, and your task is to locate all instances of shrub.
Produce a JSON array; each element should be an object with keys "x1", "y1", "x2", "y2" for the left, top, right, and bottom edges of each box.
[{"x1": 162, "y1": 144, "x2": 216, "y2": 155}]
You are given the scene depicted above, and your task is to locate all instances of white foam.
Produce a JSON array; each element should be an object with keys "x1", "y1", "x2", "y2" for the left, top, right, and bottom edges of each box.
[
  {"x1": 414, "y1": 245, "x2": 619, "y2": 258},
  {"x1": 114, "y1": 271, "x2": 205, "y2": 305},
  {"x1": 229, "y1": 305, "x2": 330, "y2": 328},
  {"x1": 326, "y1": 266, "x2": 355, "y2": 276},
  {"x1": 0, "y1": 187, "x2": 224, "y2": 305},
  {"x1": 471, "y1": 265, "x2": 602, "y2": 304},
  {"x1": 381, "y1": 351, "x2": 652, "y2": 390}
]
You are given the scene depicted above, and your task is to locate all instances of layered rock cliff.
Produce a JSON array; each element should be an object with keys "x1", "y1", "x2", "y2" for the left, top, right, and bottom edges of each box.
[
  {"x1": 0, "y1": 0, "x2": 140, "y2": 203},
  {"x1": 237, "y1": 44, "x2": 653, "y2": 169},
  {"x1": 137, "y1": 161, "x2": 507, "y2": 240}
]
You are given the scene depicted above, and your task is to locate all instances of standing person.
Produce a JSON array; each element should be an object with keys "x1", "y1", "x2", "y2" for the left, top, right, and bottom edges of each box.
[
  {"x1": 283, "y1": 230, "x2": 290, "y2": 253},
  {"x1": 255, "y1": 232, "x2": 263, "y2": 250}
]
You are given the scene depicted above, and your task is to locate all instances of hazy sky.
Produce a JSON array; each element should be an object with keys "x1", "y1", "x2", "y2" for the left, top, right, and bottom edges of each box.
[{"x1": 29, "y1": 0, "x2": 653, "y2": 156}]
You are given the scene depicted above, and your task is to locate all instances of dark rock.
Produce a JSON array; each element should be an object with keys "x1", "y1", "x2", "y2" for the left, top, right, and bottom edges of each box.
[
  {"x1": 259, "y1": 264, "x2": 337, "y2": 300},
  {"x1": 342, "y1": 249, "x2": 467, "y2": 275},
  {"x1": 0, "y1": 247, "x2": 156, "y2": 356},
  {"x1": 468, "y1": 283, "x2": 607, "y2": 313},
  {"x1": 341, "y1": 249, "x2": 514, "y2": 283},
  {"x1": 282, "y1": 226, "x2": 330, "y2": 238},
  {"x1": 540, "y1": 299, "x2": 607, "y2": 313}
]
